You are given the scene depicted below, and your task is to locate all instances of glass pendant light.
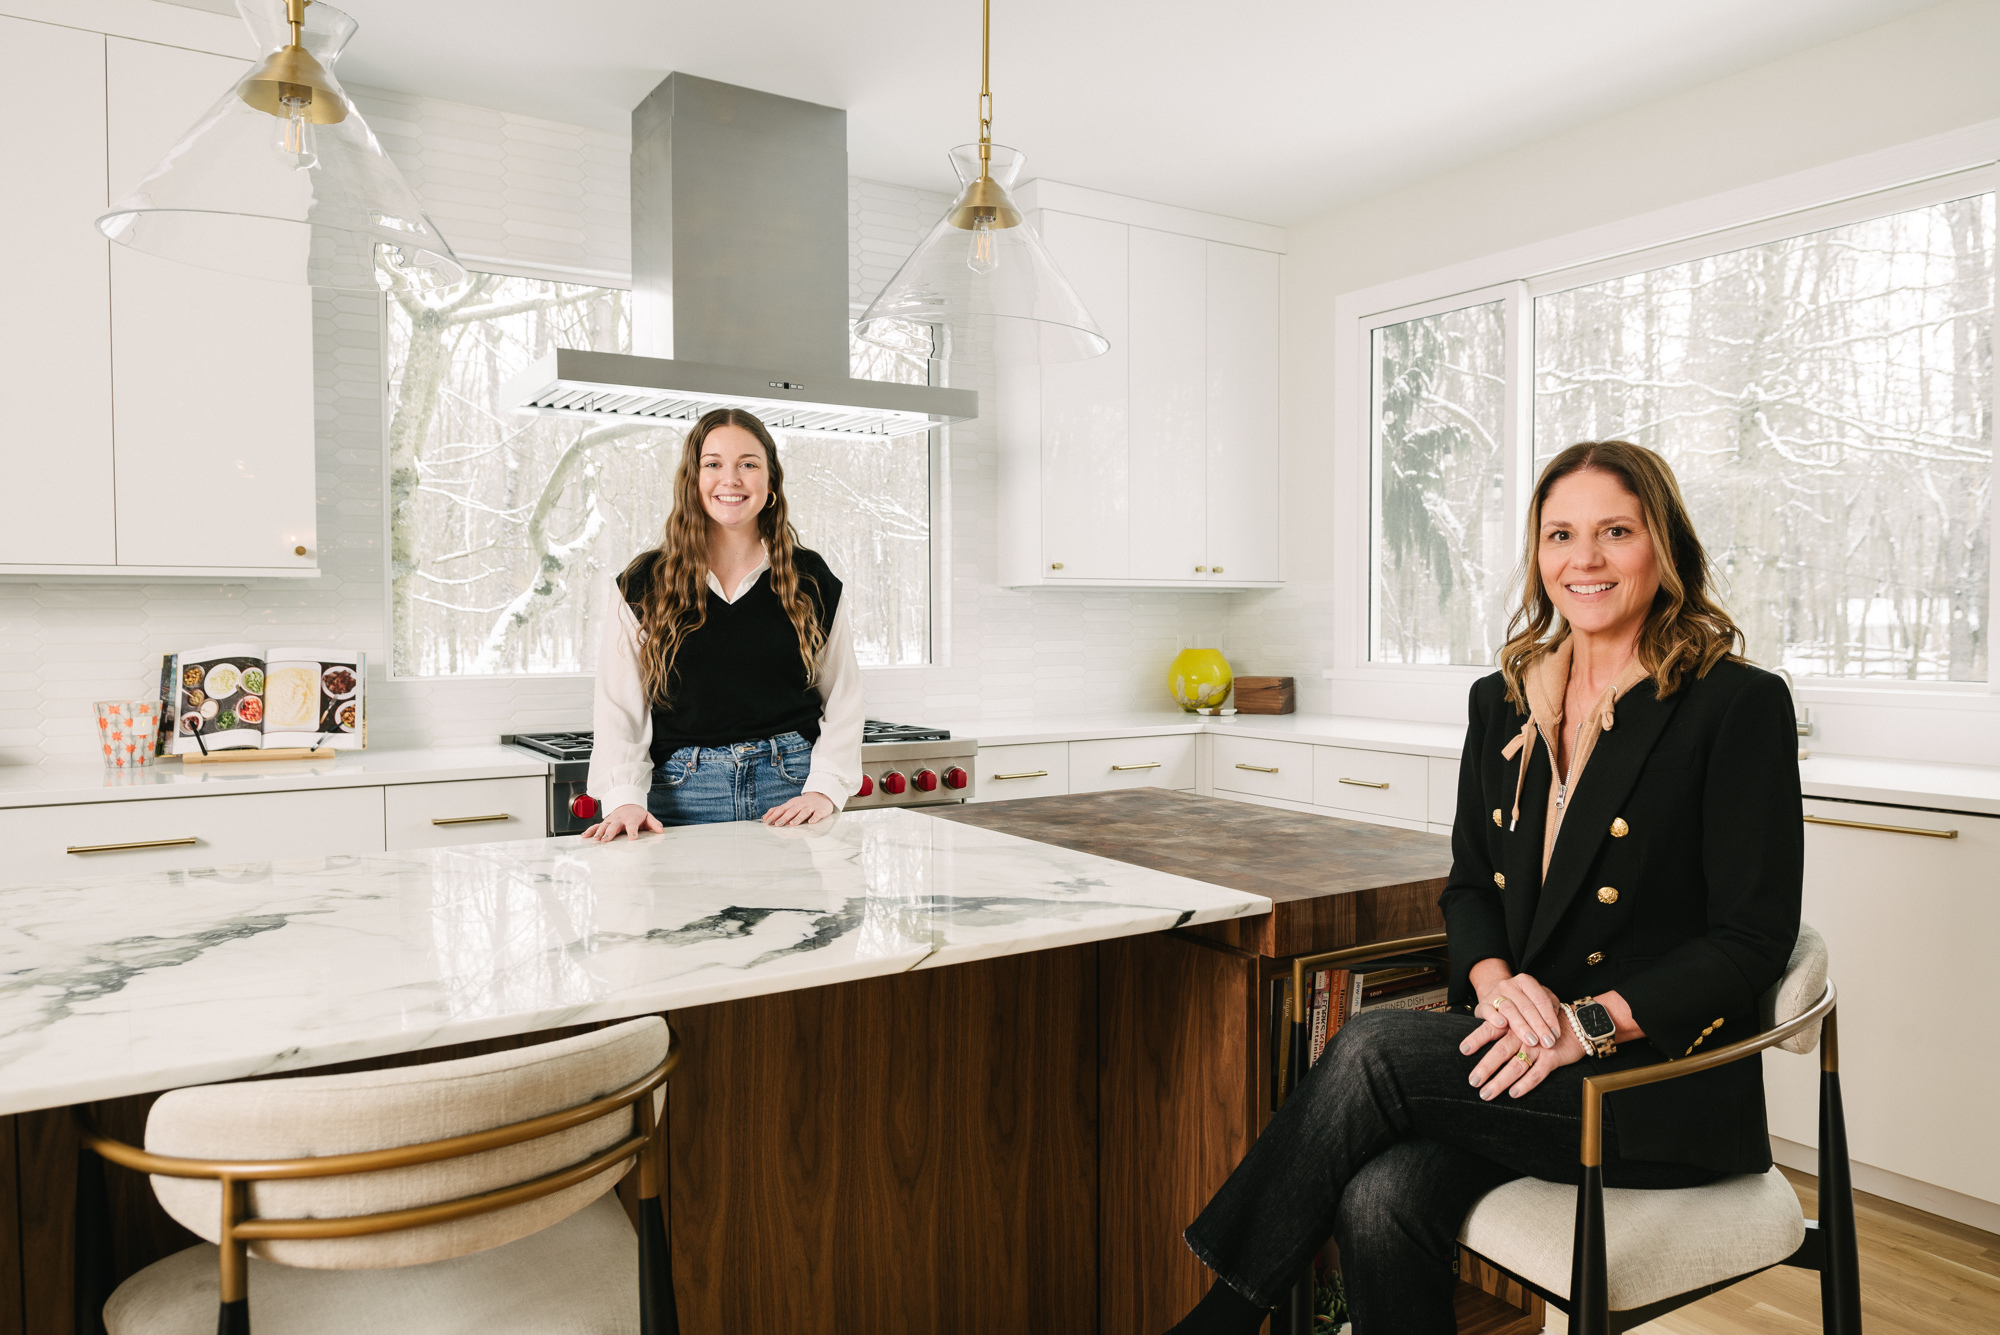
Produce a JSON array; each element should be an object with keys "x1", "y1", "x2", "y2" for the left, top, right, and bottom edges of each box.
[
  {"x1": 854, "y1": 0, "x2": 1108, "y2": 365},
  {"x1": 96, "y1": 0, "x2": 464, "y2": 293}
]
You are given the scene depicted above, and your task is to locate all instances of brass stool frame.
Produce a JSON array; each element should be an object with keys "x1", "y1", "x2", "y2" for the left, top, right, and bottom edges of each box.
[{"x1": 77, "y1": 1030, "x2": 683, "y2": 1335}]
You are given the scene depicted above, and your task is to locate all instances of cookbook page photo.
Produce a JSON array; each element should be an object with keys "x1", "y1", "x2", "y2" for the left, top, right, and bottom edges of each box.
[
  {"x1": 262, "y1": 650, "x2": 364, "y2": 749},
  {"x1": 169, "y1": 644, "x2": 268, "y2": 753}
]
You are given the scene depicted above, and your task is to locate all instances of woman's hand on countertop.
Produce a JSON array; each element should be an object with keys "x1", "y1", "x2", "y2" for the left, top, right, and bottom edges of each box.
[
  {"x1": 1465, "y1": 958, "x2": 1564, "y2": 1050},
  {"x1": 762, "y1": 792, "x2": 835, "y2": 826},
  {"x1": 582, "y1": 804, "x2": 664, "y2": 841}
]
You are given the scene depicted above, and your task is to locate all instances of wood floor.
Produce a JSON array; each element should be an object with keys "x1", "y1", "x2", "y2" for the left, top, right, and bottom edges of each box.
[{"x1": 1540, "y1": 1168, "x2": 2000, "y2": 1335}]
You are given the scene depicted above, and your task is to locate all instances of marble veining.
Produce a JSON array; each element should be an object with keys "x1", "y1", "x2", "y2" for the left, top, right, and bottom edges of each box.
[{"x1": 0, "y1": 809, "x2": 1267, "y2": 1114}]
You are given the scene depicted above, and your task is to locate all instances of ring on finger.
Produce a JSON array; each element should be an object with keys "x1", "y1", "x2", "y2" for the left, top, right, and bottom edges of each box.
[{"x1": 1513, "y1": 1048, "x2": 1534, "y2": 1068}]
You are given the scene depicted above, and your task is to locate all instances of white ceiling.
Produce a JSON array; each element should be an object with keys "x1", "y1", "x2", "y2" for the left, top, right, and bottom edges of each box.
[{"x1": 215, "y1": 0, "x2": 1946, "y2": 225}]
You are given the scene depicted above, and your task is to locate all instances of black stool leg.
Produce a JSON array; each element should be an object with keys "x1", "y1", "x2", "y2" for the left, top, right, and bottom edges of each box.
[
  {"x1": 639, "y1": 1195, "x2": 680, "y2": 1335},
  {"x1": 1817, "y1": 1068, "x2": 1862, "y2": 1335}
]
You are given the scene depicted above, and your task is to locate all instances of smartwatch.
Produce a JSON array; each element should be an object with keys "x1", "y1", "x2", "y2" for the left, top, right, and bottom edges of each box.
[{"x1": 1565, "y1": 997, "x2": 1618, "y2": 1057}]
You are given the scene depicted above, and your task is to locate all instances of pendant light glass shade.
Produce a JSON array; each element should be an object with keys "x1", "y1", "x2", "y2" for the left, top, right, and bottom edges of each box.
[
  {"x1": 856, "y1": 144, "x2": 1108, "y2": 365},
  {"x1": 95, "y1": 0, "x2": 464, "y2": 293}
]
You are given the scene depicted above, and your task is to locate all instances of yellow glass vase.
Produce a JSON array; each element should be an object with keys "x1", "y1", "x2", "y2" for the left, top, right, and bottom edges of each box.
[{"x1": 1168, "y1": 648, "x2": 1233, "y2": 713}]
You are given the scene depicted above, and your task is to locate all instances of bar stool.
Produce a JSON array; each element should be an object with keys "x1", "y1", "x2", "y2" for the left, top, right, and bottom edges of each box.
[{"x1": 77, "y1": 1015, "x2": 681, "y2": 1335}]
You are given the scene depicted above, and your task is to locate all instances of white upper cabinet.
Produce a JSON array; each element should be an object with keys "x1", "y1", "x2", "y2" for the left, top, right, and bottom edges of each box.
[
  {"x1": 998, "y1": 183, "x2": 1283, "y2": 589},
  {"x1": 105, "y1": 37, "x2": 317, "y2": 574},
  {"x1": 0, "y1": 16, "x2": 116, "y2": 568},
  {"x1": 0, "y1": 13, "x2": 317, "y2": 579}
]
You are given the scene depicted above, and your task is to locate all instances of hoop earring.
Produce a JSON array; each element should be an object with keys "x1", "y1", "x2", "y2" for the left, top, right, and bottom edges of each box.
[{"x1": 766, "y1": 493, "x2": 776, "y2": 509}]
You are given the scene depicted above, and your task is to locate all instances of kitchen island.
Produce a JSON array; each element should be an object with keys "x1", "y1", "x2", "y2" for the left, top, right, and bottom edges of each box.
[{"x1": 0, "y1": 808, "x2": 1265, "y2": 1334}]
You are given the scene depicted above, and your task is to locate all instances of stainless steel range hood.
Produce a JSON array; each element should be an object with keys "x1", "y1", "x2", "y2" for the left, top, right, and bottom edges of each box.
[{"x1": 507, "y1": 73, "x2": 976, "y2": 437}]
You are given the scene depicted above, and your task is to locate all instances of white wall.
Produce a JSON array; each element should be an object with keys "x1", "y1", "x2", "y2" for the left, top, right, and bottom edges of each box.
[
  {"x1": 0, "y1": 79, "x2": 1233, "y2": 769},
  {"x1": 1229, "y1": 0, "x2": 2000, "y2": 764}
]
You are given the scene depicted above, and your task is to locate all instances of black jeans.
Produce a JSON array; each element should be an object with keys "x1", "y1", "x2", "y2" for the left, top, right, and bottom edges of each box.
[{"x1": 1183, "y1": 1009, "x2": 1719, "y2": 1332}]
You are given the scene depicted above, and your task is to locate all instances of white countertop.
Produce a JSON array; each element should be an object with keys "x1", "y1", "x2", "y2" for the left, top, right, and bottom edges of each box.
[
  {"x1": 0, "y1": 745, "x2": 546, "y2": 809},
  {"x1": 0, "y1": 808, "x2": 1267, "y2": 1114}
]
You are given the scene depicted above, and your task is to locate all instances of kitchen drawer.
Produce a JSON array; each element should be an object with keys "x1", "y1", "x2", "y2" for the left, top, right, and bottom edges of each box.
[
  {"x1": 1212, "y1": 735, "x2": 1312, "y2": 803},
  {"x1": 974, "y1": 743, "x2": 1069, "y2": 802},
  {"x1": 385, "y1": 777, "x2": 548, "y2": 850},
  {"x1": 1427, "y1": 756, "x2": 1461, "y2": 827},
  {"x1": 1068, "y1": 734, "x2": 1196, "y2": 793},
  {"x1": 0, "y1": 786, "x2": 385, "y2": 885},
  {"x1": 1311, "y1": 746, "x2": 1427, "y2": 823}
]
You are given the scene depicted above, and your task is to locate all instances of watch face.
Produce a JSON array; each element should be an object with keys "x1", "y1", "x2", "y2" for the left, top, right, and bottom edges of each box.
[{"x1": 1576, "y1": 1002, "x2": 1616, "y2": 1040}]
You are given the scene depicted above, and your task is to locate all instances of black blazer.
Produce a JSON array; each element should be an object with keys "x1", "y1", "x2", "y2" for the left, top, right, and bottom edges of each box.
[{"x1": 1439, "y1": 658, "x2": 1803, "y2": 1174}]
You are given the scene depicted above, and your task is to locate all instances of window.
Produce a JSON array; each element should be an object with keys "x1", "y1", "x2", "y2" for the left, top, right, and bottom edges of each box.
[
  {"x1": 385, "y1": 272, "x2": 934, "y2": 677},
  {"x1": 1365, "y1": 183, "x2": 1993, "y2": 683}
]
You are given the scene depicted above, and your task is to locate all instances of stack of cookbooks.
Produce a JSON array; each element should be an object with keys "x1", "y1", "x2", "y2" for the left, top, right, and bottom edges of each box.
[
  {"x1": 153, "y1": 644, "x2": 366, "y2": 757},
  {"x1": 1274, "y1": 961, "x2": 1452, "y2": 1095}
]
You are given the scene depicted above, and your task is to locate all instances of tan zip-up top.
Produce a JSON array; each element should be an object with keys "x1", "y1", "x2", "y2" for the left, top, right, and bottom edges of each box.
[{"x1": 1500, "y1": 639, "x2": 1652, "y2": 878}]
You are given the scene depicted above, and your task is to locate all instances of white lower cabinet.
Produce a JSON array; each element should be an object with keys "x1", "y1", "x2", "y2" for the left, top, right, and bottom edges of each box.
[
  {"x1": 1763, "y1": 799, "x2": 2000, "y2": 1206},
  {"x1": 385, "y1": 777, "x2": 549, "y2": 851},
  {"x1": 0, "y1": 787, "x2": 386, "y2": 884},
  {"x1": 1068, "y1": 734, "x2": 1196, "y2": 793},
  {"x1": 973, "y1": 743, "x2": 1070, "y2": 802},
  {"x1": 1427, "y1": 757, "x2": 1461, "y2": 829},
  {"x1": 1213, "y1": 735, "x2": 1313, "y2": 804},
  {"x1": 1310, "y1": 746, "x2": 1427, "y2": 823}
]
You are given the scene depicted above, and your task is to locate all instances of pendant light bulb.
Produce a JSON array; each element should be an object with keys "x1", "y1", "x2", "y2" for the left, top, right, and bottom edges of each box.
[
  {"x1": 967, "y1": 217, "x2": 1000, "y2": 274},
  {"x1": 274, "y1": 98, "x2": 317, "y2": 169}
]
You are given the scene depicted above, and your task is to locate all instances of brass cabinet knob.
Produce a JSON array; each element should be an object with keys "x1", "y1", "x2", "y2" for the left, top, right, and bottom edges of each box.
[
  {"x1": 294, "y1": 545, "x2": 308, "y2": 556},
  {"x1": 1195, "y1": 566, "x2": 1207, "y2": 572},
  {"x1": 1213, "y1": 566, "x2": 1224, "y2": 574},
  {"x1": 1050, "y1": 562, "x2": 1064, "y2": 570}
]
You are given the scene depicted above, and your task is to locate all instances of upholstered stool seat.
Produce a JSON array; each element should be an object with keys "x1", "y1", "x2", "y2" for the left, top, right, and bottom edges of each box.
[
  {"x1": 107, "y1": 1193, "x2": 639, "y2": 1335},
  {"x1": 1458, "y1": 1166, "x2": 1806, "y2": 1311}
]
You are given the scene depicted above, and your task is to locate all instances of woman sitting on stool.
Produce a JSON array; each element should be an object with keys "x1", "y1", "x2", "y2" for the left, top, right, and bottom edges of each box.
[
  {"x1": 1166, "y1": 441, "x2": 1802, "y2": 1335},
  {"x1": 582, "y1": 406, "x2": 862, "y2": 835}
]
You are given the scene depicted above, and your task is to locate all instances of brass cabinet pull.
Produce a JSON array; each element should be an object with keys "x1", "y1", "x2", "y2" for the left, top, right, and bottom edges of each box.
[
  {"x1": 1111, "y1": 762, "x2": 1162, "y2": 771},
  {"x1": 1235, "y1": 763, "x2": 1280, "y2": 773},
  {"x1": 1049, "y1": 562, "x2": 1064, "y2": 570},
  {"x1": 992, "y1": 770, "x2": 1049, "y2": 781},
  {"x1": 1803, "y1": 813, "x2": 1956, "y2": 840},
  {"x1": 1339, "y1": 778, "x2": 1391, "y2": 789},
  {"x1": 1213, "y1": 566, "x2": 1224, "y2": 574},
  {"x1": 1195, "y1": 566, "x2": 1207, "y2": 573},
  {"x1": 432, "y1": 813, "x2": 512, "y2": 826},
  {"x1": 67, "y1": 836, "x2": 199, "y2": 855}
]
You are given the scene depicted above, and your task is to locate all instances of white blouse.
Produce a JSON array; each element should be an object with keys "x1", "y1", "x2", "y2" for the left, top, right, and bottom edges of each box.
[{"x1": 586, "y1": 551, "x2": 865, "y2": 816}]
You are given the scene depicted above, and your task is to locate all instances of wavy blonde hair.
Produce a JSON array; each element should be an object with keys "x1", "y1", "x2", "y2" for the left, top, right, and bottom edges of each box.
[
  {"x1": 1499, "y1": 441, "x2": 1744, "y2": 710},
  {"x1": 620, "y1": 408, "x2": 829, "y2": 707}
]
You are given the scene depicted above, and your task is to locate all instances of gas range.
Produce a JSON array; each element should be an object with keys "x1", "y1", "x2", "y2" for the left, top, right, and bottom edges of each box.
[{"x1": 502, "y1": 722, "x2": 977, "y2": 834}]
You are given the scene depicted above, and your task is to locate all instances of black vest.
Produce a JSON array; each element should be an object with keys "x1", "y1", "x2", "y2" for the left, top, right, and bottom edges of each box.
[{"x1": 617, "y1": 548, "x2": 842, "y2": 764}]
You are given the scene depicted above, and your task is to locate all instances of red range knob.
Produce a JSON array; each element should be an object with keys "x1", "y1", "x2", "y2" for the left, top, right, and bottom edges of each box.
[
  {"x1": 914, "y1": 768, "x2": 939, "y2": 792},
  {"x1": 857, "y1": 774, "x2": 875, "y2": 797},
  {"x1": 881, "y1": 771, "x2": 907, "y2": 794},
  {"x1": 944, "y1": 767, "x2": 969, "y2": 790},
  {"x1": 570, "y1": 793, "x2": 599, "y2": 819}
]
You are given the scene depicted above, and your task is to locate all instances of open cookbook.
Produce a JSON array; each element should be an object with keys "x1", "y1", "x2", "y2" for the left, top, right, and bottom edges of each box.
[{"x1": 155, "y1": 645, "x2": 366, "y2": 755}]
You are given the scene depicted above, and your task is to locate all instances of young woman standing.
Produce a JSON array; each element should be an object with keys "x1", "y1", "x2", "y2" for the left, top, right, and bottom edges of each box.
[{"x1": 582, "y1": 407, "x2": 862, "y2": 834}]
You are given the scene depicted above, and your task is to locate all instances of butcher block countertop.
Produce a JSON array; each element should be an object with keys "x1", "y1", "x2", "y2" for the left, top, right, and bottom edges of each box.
[{"x1": 932, "y1": 788, "x2": 1455, "y2": 958}]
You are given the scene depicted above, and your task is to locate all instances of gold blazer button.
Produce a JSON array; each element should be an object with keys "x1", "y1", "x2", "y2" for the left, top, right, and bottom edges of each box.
[
  {"x1": 1586, "y1": 951, "x2": 1605, "y2": 965},
  {"x1": 1493, "y1": 872, "x2": 1506, "y2": 889},
  {"x1": 1492, "y1": 808, "x2": 1502, "y2": 827},
  {"x1": 1597, "y1": 886, "x2": 1619, "y2": 904},
  {"x1": 1610, "y1": 817, "x2": 1629, "y2": 838}
]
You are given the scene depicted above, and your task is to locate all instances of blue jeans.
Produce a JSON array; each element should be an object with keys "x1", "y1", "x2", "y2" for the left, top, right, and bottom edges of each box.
[{"x1": 645, "y1": 731, "x2": 814, "y2": 825}]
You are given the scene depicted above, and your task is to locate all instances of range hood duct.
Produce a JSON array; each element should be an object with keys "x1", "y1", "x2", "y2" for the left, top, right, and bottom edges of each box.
[{"x1": 507, "y1": 73, "x2": 976, "y2": 437}]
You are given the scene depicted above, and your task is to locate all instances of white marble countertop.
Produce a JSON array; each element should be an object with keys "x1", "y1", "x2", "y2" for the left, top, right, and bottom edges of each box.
[
  {"x1": 0, "y1": 745, "x2": 547, "y2": 810},
  {"x1": 0, "y1": 808, "x2": 1268, "y2": 1114}
]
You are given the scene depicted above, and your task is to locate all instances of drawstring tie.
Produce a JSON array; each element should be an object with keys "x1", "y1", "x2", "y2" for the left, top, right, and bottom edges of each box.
[{"x1": 1499, "y1": 687, "x2": 1622, "y2": 831}]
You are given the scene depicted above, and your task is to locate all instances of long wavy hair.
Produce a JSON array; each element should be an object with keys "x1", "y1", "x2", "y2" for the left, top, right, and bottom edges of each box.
[
  {"x1": 621, "y1": 408, "x2": 828, "y2": 706},
  {"x1": 1499, "y1": 441, "x2": 1744, "y2": 710}
]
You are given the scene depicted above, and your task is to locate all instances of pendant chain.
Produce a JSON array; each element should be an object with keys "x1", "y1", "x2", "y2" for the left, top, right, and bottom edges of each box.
[{"x1": 977, "y1": 0, "x2": 994, "y2": 173}]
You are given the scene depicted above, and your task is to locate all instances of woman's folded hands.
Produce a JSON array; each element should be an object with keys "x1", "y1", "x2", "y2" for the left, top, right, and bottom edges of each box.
[{"x1": 1463, "y1": 958, "x2": 1585, "y2": 1099}]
